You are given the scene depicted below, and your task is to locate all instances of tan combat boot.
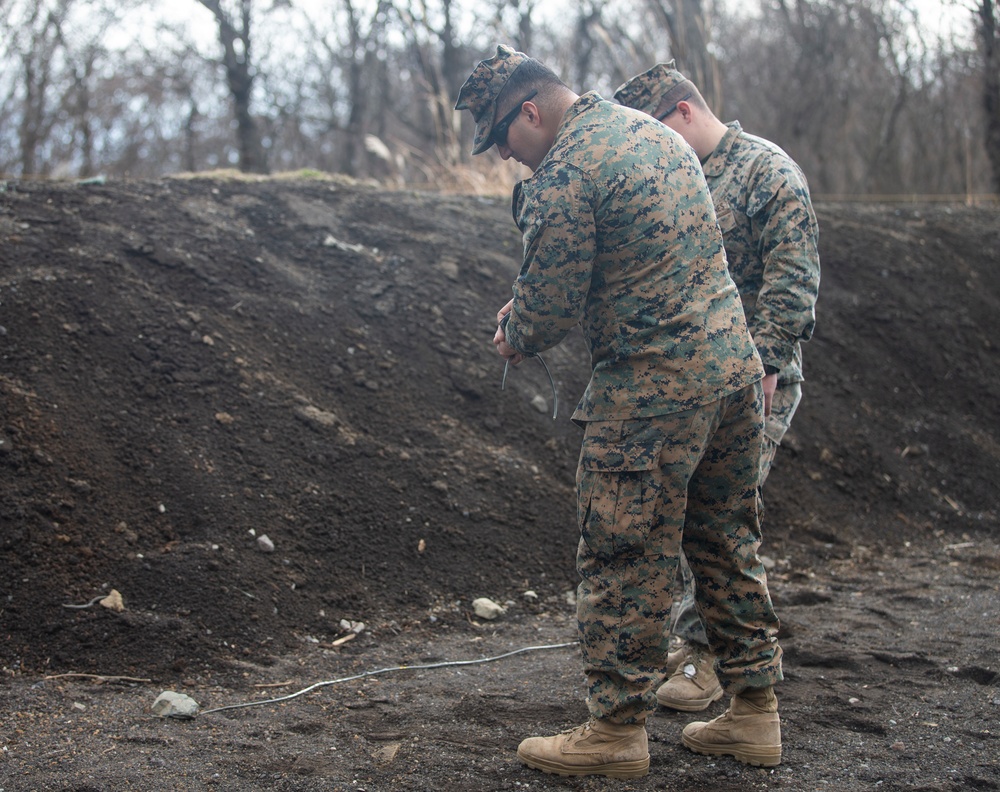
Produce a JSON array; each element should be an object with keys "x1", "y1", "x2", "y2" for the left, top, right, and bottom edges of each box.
[
  {"x1": 516, "y1": 719, "x2": 650, "y2": 779},
  {"x1": 665, "y1": 637, "x2": 692, "y2": 676},
  {"x1": 656, "y1": 644, "x2": 723, "y2": 712},
  {"x1": 681, "y1": 686, "x2": 781, "y2": 767}
]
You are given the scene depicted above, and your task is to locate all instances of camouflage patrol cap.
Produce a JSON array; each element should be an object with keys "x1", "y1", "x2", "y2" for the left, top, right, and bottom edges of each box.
[
  {"x1": 613, "y1": 60, "x2": 689, "y2": 117},
  {"x1": 455, "y1": 44, "x2": 530, "y2": 155}
]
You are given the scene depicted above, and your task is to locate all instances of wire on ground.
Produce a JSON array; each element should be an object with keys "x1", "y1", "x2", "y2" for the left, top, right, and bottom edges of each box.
[{"x1": 199, "y1": 640, "x2": 579, "y2": 717}]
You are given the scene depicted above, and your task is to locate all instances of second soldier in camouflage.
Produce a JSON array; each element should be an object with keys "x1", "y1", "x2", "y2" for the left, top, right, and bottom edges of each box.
[{"x1": 615, "y1": 62, "x2": 820, "y2": 725}]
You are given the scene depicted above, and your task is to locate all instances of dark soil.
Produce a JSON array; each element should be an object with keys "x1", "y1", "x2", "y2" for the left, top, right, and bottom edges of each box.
[{"x1": 1, "y1": 176, "x2": 998, "y2": 791}]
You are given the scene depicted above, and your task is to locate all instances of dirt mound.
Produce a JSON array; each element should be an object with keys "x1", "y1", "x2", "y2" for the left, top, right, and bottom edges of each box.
[{"x1": 1, "y1": 178, "x2": 998, "y2": 791}]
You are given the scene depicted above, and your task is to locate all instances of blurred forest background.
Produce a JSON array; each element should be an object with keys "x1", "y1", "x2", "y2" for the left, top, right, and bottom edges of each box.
[{"x1": 1, "y1": 0, "x2": 998, "y2": 198}]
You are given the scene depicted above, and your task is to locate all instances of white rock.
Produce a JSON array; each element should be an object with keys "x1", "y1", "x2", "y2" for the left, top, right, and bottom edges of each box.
[
  {"x1": 523, "y1": 590, "x2": 538, "y2": 600},
  {"x1": 339, "y1": 619, "x2": 366, "y2": 634},
  {"x1": 257, "y1": 534, "x2": 275, "y2": 553},
  {"x1": 151, "y1": 691, "x2": 200, "y2": 719},
  {"x1": 472, "y1": 597, "x2": 506, "y2": 620}
]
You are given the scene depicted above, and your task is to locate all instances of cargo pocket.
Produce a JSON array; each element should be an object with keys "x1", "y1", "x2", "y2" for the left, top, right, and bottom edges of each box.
[{"x1": 577, "y1": 422, "x2": 662, "y2": 565}]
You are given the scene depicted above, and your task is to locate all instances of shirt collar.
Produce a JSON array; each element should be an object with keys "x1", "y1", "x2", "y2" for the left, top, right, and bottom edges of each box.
[
  {"x1": 549, "y1": 92, "x2": 603, "y2": 148},
  {"x1": 701, "y1": 120, "x2": 743, "y2": 177}
]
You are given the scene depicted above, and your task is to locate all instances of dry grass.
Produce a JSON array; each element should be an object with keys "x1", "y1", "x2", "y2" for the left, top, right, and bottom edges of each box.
[
  {"x1": 165, "y1": 160, "x2": 528, "y2": 197},
  {"x1": 407, "y1": 159, "x2": 530, "y2": 196}
]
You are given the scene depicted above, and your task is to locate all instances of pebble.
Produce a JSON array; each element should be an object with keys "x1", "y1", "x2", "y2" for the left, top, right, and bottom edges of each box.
[{"x1": 257, "y1": 534, "x2": 275, "y2": 553}]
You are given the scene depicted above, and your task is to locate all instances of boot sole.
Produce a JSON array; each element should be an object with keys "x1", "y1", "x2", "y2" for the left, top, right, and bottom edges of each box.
[
  {"x1": 656, "y1": 685, "x2": 723, "y2": 712},
  {"x1": 516, "y1": 749, "x2": 650, "y2": 779},
  {"x1": 681, "y1": 733, "x2": 781, "y2": 767}
]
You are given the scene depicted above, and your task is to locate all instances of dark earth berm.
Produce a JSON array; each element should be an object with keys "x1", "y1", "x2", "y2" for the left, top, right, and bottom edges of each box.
[{"x1": 1, "y1": 176, "x2": 998, "y2": 790}]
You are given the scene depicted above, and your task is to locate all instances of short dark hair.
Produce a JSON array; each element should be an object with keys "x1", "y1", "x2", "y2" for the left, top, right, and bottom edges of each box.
[
  {"x1": 495, "y1": 58, "x2": 567, "y2": 118},
  {"x1": 654, "y1": 79, "x2": 707, "y2": 118}
]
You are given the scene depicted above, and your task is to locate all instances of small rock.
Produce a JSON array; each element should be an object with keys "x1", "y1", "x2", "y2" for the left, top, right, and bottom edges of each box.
[
  {"x1": 339, "y1": 619, "x2": 366, "y2": 634},
  {"x1": 151, "y1": 691, "x2": 199, "y2": 719},
  {"x1": 294, "y1": 405, "x2": 340, "y2": 430},
  {"x1": 100, "y1": 589, "x2": 125, "y2": 612},
  {"x1": 472, "y1": 597, "x2": 505, "y2": 620},
  {"x1": 372, "y1": 741, "x2": 401, "y2": 763},
  {"x1": 523, "y1": 590, "x2": 538, "y2": 600},
  {"x1": 890, "y1": 741, "x2": 905, "y2": 751},
  {"x1": 530, "y1": 394, "x2": 548, "y2": 414},
  {"x1": 323, "y1": 234, "x2": 365, "y2": 253},
  {"x1": 257, "y1": 534, "x2": 275, "y2": 553},
  {"x1": 437, "y1": 258, "x2": 460, "y2": 281}
]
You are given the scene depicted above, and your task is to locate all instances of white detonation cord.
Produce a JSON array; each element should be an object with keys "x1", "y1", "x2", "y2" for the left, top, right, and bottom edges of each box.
[{"x1": 199, "y1": 641, "x2": 579, "y2": 717}]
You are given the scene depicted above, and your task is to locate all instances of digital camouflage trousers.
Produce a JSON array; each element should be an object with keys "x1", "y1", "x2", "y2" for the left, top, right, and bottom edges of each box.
[
  {"x1": 575, "y1": 382, "x2": 783, "y2": 724},
  {"x1": 672, "y1": 382, "x2": 803, "y2": 646}
]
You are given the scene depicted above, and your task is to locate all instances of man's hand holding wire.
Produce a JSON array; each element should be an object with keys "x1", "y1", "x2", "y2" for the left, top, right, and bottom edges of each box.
[{"x1": 494, "y1": 299, "x2": 525, "y2": 365}]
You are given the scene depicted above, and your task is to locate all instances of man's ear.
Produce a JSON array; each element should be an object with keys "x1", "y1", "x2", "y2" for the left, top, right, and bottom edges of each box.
[
  {"x1": 521, "y1": 101, "x2": 543, "y2": 127},
  {"x1": 676, "y1": 101, "x2": 694, "y2": 122}
]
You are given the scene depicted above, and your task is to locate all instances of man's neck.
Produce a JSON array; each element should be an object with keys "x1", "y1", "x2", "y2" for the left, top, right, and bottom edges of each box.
[{"x1": 693, "y1": 116, "x2": 730, "y2": 160}]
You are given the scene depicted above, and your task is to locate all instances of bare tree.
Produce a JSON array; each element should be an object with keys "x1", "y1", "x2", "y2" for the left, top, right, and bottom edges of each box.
[
  {"x1": 397, "y1": 0, "x2": 465, "y2": 161},
  {"x1": 572, "y1": 2, "x2": 604, "y2": 88},
  {"x1": 58, "y1": 1, "x2": 135, "y2": 178},
  {"x1": 509, "y1": 0, "x2": 537, "y2": 53},
  {"x1": 714, "y1": 0, "x2": 953, "y2": 195},
  {"x1": 977, "y1": 0, "x2": 1000, "y2": 190},
  {"x1": 197, "y1": 0, "x2": 269, "y2": 173},
  {"x1": 5, "y1": 0, "x2": 71, "y2": 175},
  {"x1": 341, "y1": 0, "x2": 391, "y2": 176},
  {"x1": 65, "y1": 43, "x2": 100, "y2": 178},
  {"x1": 645, "y1": 0, "x2": 720, "y2": 107}
]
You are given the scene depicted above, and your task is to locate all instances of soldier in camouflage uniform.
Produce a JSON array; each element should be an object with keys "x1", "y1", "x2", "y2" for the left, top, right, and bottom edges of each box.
[
  {"x1": 455, "y1": 45, "x2": 785, "y2": 779},
  {"x1": 614, "y1": 63, "x2": 820, "y2": 724}
]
